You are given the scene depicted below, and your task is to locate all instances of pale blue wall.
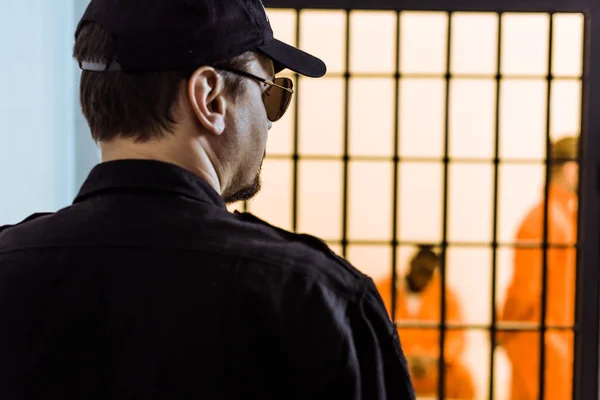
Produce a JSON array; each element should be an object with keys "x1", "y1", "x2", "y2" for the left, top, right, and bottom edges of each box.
[
  {"x1": 73, "y1": 0, "x2": 101, "y2": 190},
  {"x1": 0, "y1": 0, "x2": 98, "y2": 225}
]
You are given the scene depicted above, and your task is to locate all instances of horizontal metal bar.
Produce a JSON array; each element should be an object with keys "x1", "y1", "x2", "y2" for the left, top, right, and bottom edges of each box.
[
  {"x1": 395, "y1": 321, "x2": 575, "y2": 331},
  {"x1": 573, "y1": 10, "x2": 600, "y2": 400},
  {"x1": 325, "y1": 239, "x2": 576, "y2": 249},
  {"x1": 264, "y1": 0, "x2": 593, "y2": 13},
  {"x1": 266, "y1": 154, "x2": 580, "y2": 164},
  {"x1": 318, "y1": 72, "x2": 582, "y2": 81}
]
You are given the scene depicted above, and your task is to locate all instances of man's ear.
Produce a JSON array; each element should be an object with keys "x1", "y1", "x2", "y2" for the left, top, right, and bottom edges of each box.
[{"x1": 187, "y1": 67, "x2": 227, "y2": 136}]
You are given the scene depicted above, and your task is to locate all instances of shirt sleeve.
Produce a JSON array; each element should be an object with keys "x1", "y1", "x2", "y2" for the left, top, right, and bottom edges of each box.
[
  {"x1": 499, "y1": 222, "x2": 569, "y2": 327},
  {"x1": 324, "y1": 278, "x2": 416, "y2": 400}
]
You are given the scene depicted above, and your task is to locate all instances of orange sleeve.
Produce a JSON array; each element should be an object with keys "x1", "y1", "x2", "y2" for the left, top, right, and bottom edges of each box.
[
  {"x1": 499, "y1": 223, "x2": 568, "y2": 341},
  {"x1": 501, "y1": 246, "x2": 541, "y2": 323}
]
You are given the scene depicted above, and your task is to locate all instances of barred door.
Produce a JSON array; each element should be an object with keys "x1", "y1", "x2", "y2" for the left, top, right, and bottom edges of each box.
[{"x1": 229, "y1": 1, "x2": 600, "y2": 398}]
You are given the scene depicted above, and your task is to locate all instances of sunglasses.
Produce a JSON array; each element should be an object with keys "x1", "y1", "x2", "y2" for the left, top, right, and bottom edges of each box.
[{"x1": 216, "y1": 67, "x2": 294, "y2": 122}]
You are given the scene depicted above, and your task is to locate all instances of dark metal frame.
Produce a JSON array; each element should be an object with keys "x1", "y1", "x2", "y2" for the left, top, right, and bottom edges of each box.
[{"x1": 264, "y1": 1, "x2": 600, "y2": 399}]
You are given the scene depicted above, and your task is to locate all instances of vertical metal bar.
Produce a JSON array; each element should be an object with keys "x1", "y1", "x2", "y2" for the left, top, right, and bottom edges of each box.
[
  {"x1": 538, "y1": 12, "x2": 555, "y2": 400},
  {"x1": 437, "y1": 11, "x2": 453, "y2": 400},
  {"x1": 341, "y1": 9, "x2": 351, "y2": 258},
  {"x1": 292, "y1": 9, "x2": 301, "y2": 232},
  {"x1": 390, "y1": 10, "x2": 402, "y2": 324},
  {"x1": 263, "y1": 0, "x2": 592, "y2": 11},
  {"x1": 573, "y1": 10, "x2": 600, "y2": 400},
  {"x1": 488, "y1": 13, "x2": 503, "y2": 400}
]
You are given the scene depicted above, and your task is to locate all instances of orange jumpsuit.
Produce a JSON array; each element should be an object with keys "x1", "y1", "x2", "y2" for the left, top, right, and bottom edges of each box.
[
  {"x1": 377, "y1": 274, "x2": 475, "y2": 399},
  {"x1": 498, "y1": 184, "x2": 577, "y2": 400}
]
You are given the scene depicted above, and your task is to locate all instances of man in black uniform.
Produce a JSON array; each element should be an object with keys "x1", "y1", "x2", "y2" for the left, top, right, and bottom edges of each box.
[{"x1": 0, "y1": 1, "x2": 415, "y2": 399}]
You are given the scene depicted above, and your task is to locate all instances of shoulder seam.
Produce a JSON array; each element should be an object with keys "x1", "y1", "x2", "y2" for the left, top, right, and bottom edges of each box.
[{"x1": 240, "y1": 253, "x2": 365, "y2": 302}]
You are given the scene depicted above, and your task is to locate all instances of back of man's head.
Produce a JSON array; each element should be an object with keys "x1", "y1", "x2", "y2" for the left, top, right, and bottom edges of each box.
[
  {"x1": 550, "y1": 136, "x2": 579, "y2": 192},
  {"x1": 73, "y1": 0, "x2": 325, "y2": 144},
  {"x1": 73, "y1": 0, "x2": 326, "y2": 203},
  {"x1": 551, "y1": 136, "x2": 578, "y2": 165},
  {"x1": 74, "y1": 23, "x2": 251, "y2": 143}
]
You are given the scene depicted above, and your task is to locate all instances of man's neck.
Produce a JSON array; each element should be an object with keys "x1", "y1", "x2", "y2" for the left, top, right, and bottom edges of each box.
[
  {"x1": 100, "y1": 136, "x2": 222, "y2": 195},
  {"x1": 550, "y1": 178, "x2": 575, "y2": 194}
]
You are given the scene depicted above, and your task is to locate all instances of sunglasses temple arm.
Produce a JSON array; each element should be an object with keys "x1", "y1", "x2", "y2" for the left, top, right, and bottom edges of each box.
[{"x1": 264, "y1": 80, "x2": 294, "y2": 94}]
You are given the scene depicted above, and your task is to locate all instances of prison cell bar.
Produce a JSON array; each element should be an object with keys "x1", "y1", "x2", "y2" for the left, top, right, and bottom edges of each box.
[
  {"x1": 323, "y1": 239, "x2": 576, "y2": 249},
  {"x1": 390, "y1": 11, "x2": 402, "y2": 324},
  {"x1": 396, "y1": 321, "x2": 574, "y2": 330},
  {"x1": 341, "y1": 10, "x2": 351, "y2": 259},
  {"x1": 265, "y1": 0, "x2": 594, "y2": 13},
  {"x1": 435, "y1": 11, "x2": 453, "y2": 400},
  {"x1": 292, "y1": 11, "x2": 301, "y2": 233},
  {"x1": 296, "y1": 71, "x2": 582, "y2": 79},
  {"x1": 261, "y1": 3, "x2": 598, "y2": 399},
  {"x1": 488, "y1": 12, "x2": 503, "y2": 400},
  {"x1": 572, "y1": 12, "x2": 599, "y2": 400},
  {"x1": 265, "y1": 153, "x2": 572, "y2": 164},
  {"x1": 538, "y1": 14, "x2": 555, "y2": 400}
]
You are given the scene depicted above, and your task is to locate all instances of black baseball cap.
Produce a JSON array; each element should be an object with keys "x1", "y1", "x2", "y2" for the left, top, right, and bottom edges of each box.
[{"x1": 75, "y1": 0, "x2": 326, "y2": 78}]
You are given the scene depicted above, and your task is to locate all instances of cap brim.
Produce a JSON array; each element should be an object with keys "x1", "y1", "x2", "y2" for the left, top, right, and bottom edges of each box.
[{"x1": 258, "y1": 39, "x2": 327, "y2": 78}]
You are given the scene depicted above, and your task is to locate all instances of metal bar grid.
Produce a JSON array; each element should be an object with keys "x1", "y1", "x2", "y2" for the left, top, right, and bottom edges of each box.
[
  {"x1": 265, "y1": 153, "x2": 579, "y2": 164},
  {"x1": 292, "y1": 12, "x2": 301, "y2": 232},
  {"x1": 306, "y1": 72, "x2": 583, "y2": 80},
  {"x1": 324, "y1": 239, "x2": 577, "y2": 249},
  {"x1": 341, "y1": 10, "x2": 351, "y2": 258},
  {"x1": 436, "y1": 13, "x2": 453, "y2": 400},
  {"x1": 572, "y1": 11, "x2": 600, "y2": 400},
  {"x1": 538, "y1": 14, "x2": 555, "y2": 400},
  {"x1": 260, "y1": 3, "x2": 599, "y2": 399},
  {"x1": 264, "y1": 0, "x2": 594, "y2": 12},
  {"x1": 396, "y1": 321, "x2": 574, "y2": 330},
  {"x1": 488, "y1": 13, "x2": 503, "y2": 399},
  {"x1": 390, "y1": 11, "x2": 402, "y2": 323}
]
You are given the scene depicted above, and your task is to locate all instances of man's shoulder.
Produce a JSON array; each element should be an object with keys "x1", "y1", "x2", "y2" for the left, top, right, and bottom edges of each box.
[
  {"x1": 0, "y1": 213, "x2": 54, "y2": 238},
  {"x1": 231, "y1": 211, "x2": 351, "y2": 268},
  {"x1": 516, "y1": 201, "x2": 571, "y2": 241},
  {"x1": 232, "y1": 211, "x2": 369, "y2": 297}
]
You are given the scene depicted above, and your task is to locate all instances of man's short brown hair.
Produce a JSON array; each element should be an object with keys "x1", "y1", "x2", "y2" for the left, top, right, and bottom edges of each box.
[
  {"x1": 74, "y1": 23, "x2": 253, "y2": 143},
  {"x1": 550, "y1": 136, "x2": 579, "y2": 177}
]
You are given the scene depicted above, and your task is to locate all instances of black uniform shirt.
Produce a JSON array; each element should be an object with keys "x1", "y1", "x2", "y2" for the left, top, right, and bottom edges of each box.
[{"x1": 0, "y1": 160, "x2": 415, "y2": 400}]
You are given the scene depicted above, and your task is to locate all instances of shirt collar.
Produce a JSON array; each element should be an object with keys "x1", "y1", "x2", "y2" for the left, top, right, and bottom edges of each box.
[{"x1": 74, "y1": 159, "x2": 226, "y2": 208}]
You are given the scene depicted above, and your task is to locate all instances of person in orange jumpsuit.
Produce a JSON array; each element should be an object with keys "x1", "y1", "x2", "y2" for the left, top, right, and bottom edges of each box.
[
  {"x1": 498, "y1": 136, "x2": 578, "y2": 400},
  {"x1": 377, "y1": 245, "x2": 475, "y2": 399}
]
